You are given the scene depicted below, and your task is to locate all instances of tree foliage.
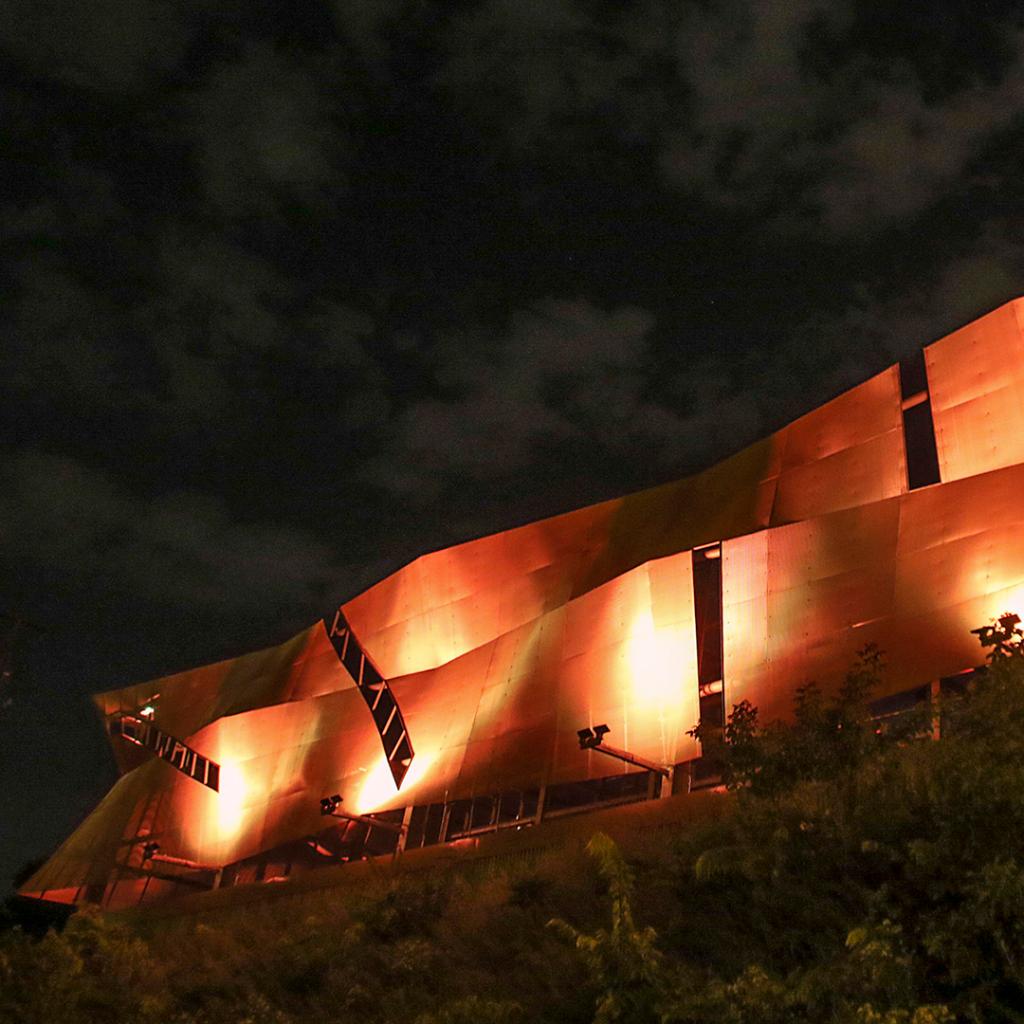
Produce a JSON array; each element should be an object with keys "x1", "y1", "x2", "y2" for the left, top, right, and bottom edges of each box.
[
  {"x1": 6, "y1": 618, "x2": 1024, "y2": 1022},
  {"x1": 549, "y1": 832, "x2": 665, "y2": 1024}
]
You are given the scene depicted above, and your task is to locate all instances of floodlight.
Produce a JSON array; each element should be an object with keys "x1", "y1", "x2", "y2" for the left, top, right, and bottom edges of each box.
[
  {"x1": 575, "y1": 722, "x2": 669, "y2": 777},
  {"x1": 578, "y1": 724, "x2": 611, "y2": 749},
  {"x1": 320, "y1": 794, "x2": 343, "y2": 816}
]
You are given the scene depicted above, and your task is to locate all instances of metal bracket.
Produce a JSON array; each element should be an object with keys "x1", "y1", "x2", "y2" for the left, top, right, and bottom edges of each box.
[
  {"x1": 577, "y1": 725, "x2": 671, "y2": 778},
  {"x1": 319, "y1": 794, "x2": 407, "y2": 834}
]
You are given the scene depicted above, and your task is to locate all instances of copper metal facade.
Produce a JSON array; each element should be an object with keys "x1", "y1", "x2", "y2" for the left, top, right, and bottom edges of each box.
[{"x1": 22, "y1": 299, "x2": 1024, "y2": 908}]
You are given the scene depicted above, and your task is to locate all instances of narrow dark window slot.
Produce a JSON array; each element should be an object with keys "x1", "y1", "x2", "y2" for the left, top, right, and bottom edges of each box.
[
  {"x1": 360, "y1": 658, "x2": 383, "y2": 690},
  {"x1": 380, "y1": 715, "x2": 404, "y2": 755},
  {"x1": 423, "y1": 803, "x2": 445, "y2": 846},
  {"x1": 699, "y1": 690, "x2": 725, "y2": 731},
  {"x1": 372, "y1": 689, "x2": 397, "y2": 731},
  {"x1": 498, "y1": 791, "x2": 521, "y2": 823},
  {"x1": 899, "y1": 349, "x2": 929, "y2": 400},
  {"x1": 544, "y1": 772, "x2": 650, "y2": 815},
  {"x1": 903, "y1": 399, "x2": 941, "y2": 489},
  {"x1": 692, "y1": 545, "x2": 724, "y2": 687},
  {"x1": 870, "y1": 684, "x2": 930, "y2": 737},
  {"x1": 692, "y1": 545, "x2": 725, "y2": 755},
  {"x1": 389, "y1": 734, "x2": 412, "y2": 767},
  {"x1": 342, "y1": 641, "x2": 363, "y2": 682},
  {"x1": 520, "y1": 790, "x2": 539, "y2": 819},
  {"x1": 470, "y1": 795, "x2": 496, "y2": 830},
  {"x1": 899, "y1": 350, "x2": 941, "y2": 490},
  {"x1": 688, "y1": 756, "x2": 723, "y2": 790},
  {"x1": 405, "y1": 806, "x2": 428, "y2": 849},
  {"x1": 869, "y1": 684, "x2": 929, "y2": 720},
  {"x1": 446, "y1": 799, "x2": 473, "y2": 838},
  {"x1": 940, "y1": 671, "x2": 977, "y2": 699}
]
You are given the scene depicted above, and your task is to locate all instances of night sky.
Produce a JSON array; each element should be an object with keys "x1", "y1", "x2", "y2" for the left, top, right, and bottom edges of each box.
[{"x1": 3, "y1": 0, "x2": 1024, "y2": 888}]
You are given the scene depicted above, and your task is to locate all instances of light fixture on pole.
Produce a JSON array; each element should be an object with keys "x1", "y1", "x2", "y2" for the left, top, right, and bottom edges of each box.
[
  {"x1": 319, "y1": 793, "x2": 407, "y2": 834},
  {"x1": 576, "y1": 724, "x2": 671, "y2": 778}
]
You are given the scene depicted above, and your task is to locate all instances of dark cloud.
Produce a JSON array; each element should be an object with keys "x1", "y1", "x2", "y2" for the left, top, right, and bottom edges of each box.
[
  {"x1": 0, "y1": 450, "x2": 339, "y2": 614},
  {"x1": 801, "y1": 222, "x2": 1024, "y2": 369},
  {"x1": 5, "y1": 0, "x2": 1024, "y2": 882},
  {"x1": 364, "y1": 298, "x2": 770, "y2": 515},
  {"x1": 810, "y1": 64, "x2": 1024, "y2": 232},
  {"x1": 0, "y1": 0, "x2": 189, "y2": 90},
  {"x1": 189, "y1": 43, "x2": 346, "y2": 218},
  {"x1": 664, "y1": 3, "x2": 1024, "y2": 233},
  {"x1": 431, "y1": 0, "x2": 681, "y2": 172}
]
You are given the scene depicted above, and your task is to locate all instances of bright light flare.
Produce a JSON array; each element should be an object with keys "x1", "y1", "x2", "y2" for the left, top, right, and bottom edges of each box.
[
  {"x1": 624, "y1": 608, "x2": 686, "y2": 707},
  {"x1": 216, "y1": 760, "x2": 247, "y2": 839},
  {"x1": 355, "y1": 749, "x2": 437, "y2": 814}
]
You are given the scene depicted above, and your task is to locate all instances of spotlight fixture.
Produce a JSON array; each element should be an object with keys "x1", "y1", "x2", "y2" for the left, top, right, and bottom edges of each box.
[
  {"x1": 320, "y1": 793, "x2": 343, "y2": 816},
  {"x1": 575, "y1": 723, "x2": 670, "y2": 778},
  {"x1": 577, "y1": 724, "x2": 611, "y2": 750},
  {"x1": 318, "y1": 793, "x2": 406, "y2": 834}
]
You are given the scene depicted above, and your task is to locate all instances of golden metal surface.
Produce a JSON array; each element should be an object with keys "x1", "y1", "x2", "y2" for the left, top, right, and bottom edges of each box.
[{"x1": 24, "y1": 299, "x2": 1024, "y2": 906}]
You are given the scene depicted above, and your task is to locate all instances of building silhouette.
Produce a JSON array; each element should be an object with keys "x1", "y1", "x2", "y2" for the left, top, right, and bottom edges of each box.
[{"x1": 20, "y1": 298, "x2": 1024, "y2": 908}]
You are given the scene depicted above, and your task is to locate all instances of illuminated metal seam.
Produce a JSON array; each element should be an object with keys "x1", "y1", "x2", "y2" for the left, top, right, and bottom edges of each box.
[
  {"x1": 111, "y1": 713, "x2": 220, "y2": 791},
  {"x1": 326, "y1": 607, "x2": 414, "y2": 787}
]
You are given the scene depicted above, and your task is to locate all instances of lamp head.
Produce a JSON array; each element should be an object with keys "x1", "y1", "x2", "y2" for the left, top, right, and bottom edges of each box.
[
  {"x1": 320, "y1": 794, "x2": 343, "y2": 816},
  {"x1": 577, "y1": 724, "x2": 610, "y2": 749}
]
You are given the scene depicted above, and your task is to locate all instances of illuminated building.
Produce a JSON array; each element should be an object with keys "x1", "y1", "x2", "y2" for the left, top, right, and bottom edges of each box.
[{"x1": 20, "y1": 298, "x2": 1024, "y2": 908}]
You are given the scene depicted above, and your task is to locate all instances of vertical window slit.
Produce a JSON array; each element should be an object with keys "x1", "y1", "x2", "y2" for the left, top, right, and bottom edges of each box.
[
  {"x1": 899, "y1": 350, "x2": 941, "y2": 490},
  {"x1": 692, "y1": 543, "x2": 724, "y2": 741}
]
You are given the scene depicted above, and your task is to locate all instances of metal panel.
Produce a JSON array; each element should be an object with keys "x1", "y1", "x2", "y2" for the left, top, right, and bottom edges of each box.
[
  {"x1": 771, "y1": 367, "x2": 905, "y2": 525},
  {"x1": 29, "y1": 298, "x2": 1024, "y2": 909},
  {"x1": 728, "y1": 500, "x2": 900, "y2": 724},
  {"x1": 343, "y1": 504, "x2": 608, "y2": 679},
  {"x1": 722, "y1": 530, "x2": 771, "y2": 715},
  {"x1": 575, "y1": 436, "x2": 782, "y2": 598},
  {"x1": 771, "y1": 428, "x2": 906, "y2": 526},
  {"x1": 780, "y1": 367, "x2": 902, "y2": 466},
  {"x1": 92, "y1": 624, "x2": 347, "y2": 751},
  {"x1": 927, "y1": 298, "x2": 1024, "y2": 482}
]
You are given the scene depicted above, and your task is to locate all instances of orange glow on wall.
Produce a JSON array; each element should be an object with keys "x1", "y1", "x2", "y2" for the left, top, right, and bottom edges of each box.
[
  {"x1": 23, "y1": 297, "x2": 1024, "y2": 909},
  {"x1": 624, "y1": 608, "x2": 688, "y2": 708},
  {"x1": 354, "y1": 757, "x2": 397, "y2": 814},
  {"x1": 215, "y1": 760, "x2": 248, "y2": 840},
  {"x1": 355, "y1": 748, "x2": 437, "y2": 815}
]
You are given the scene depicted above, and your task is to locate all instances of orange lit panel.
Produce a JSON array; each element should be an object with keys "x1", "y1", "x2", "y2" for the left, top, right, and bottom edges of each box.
[
  {"x1": 93, "y1": 624, "x2": 346, "y2": 754},
  {"x1": 780, "y1": 367, "x2": 902, "y2": 467},
  {"x1": 927, "y1": 298, "x2": 1024, "y2": 482},
  {"x1": 722, "y1": 531, "x2": 770, "y2": 710},
  {"x1": 344, "y1": 510, "x2": 605, "y2": 679},
  {"x1": 897, "y1": 460, "x2": 1024, "y2": 552},
  {"x1": 576, "y1": 440, "x2": 782, "y2": 597},
  {"x1": 771, "y1": 428, "x2": 906, "y2": 526},
  {"x1": 927, "y1": 300, "x2": 1024, "y2": 411},
  {"x1": 30, "y1": 297, "x2": 1024, "y2": 911},
  {"x1": 932, "y1": 383, "x2": 1024, "y2": 485}
]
